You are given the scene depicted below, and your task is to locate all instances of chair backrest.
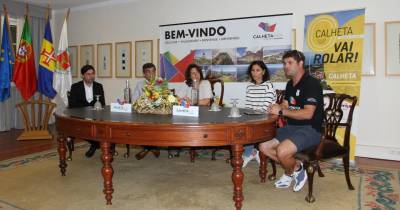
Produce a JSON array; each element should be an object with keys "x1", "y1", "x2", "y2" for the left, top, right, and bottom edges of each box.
[
  {"x1": 208, "y1": 78, "x2": 224, "y2": 106},
  {"x1": 323, "y1": 93, "x2": 357, "y2": 148},
  {"x1": 276, "y1": 89, "x2": 285, "y2": 104},
  {"x1": 16, "y1": 96, "x2": 57, "y2": 132}
]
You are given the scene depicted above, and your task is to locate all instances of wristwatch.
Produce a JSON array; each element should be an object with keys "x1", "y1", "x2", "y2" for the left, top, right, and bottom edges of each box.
[{"x1": 278, "y1": 109, "x2": 283, "y2": 116}]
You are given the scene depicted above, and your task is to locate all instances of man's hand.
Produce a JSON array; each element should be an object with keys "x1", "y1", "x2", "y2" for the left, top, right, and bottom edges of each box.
[{"x1": 268, "y1": 104, "x2": 281, "y2": 115}]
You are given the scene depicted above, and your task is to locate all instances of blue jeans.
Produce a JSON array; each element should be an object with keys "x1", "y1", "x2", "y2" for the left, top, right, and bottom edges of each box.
[{"x1": 243, "y1": 145, "x2": 256, "y2": 157}]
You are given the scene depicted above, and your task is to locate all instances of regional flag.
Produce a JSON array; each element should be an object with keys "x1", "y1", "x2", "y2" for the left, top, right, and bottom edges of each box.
[
  {"x1": 53, "y1": 16, "x2": 72, "y2": 105},
  {"x1": 12, "y1": 16, "x2": 37, "y2": 101},
  {"x1": 37, "y1": 19, "x2": 57, "y2": 98},
  {"x1": 0, "y1": 16, "x2": 15, "y2": 102}
]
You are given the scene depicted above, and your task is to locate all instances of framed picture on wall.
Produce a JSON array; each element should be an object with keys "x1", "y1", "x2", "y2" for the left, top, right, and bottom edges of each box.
[
  {"x1": 157, "y1": 39, "x2": 160, "y2": 76},
  {"x1": 362, "y1": 23, "x2": 376, "y2": 76},
  {"x1": 292, "y1": 29, "x2": 296, "y2": 50},
  {"x1": 115, "y1": 41, "x2": 132, "y2": 78},
  {"x1": 385, "y1": 21, "x2": 400, "y2": 76},
  {"x1": 80, "y1": 44, "x2": 95, "y2": 68},
  {"x1": 69, "y1": 45, "x2": 78, "y2": 78},
  {"x1": 97, "y1": 43, "x2": 112, "y2": 78},
  {"x1": 135, "y1": 40, "x2": 153, "y2": 78}
]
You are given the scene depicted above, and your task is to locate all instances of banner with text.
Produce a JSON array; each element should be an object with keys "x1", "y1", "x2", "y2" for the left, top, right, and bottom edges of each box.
[
  {"x1": 304, "y1": 9, "x2": 365, "y2": 99},
  {"x1": 159, "y1": 14, "x2": 292, "y2": 83},
  {"x1": 304, "y1": 9, "x2": 365, "y2": 160}
]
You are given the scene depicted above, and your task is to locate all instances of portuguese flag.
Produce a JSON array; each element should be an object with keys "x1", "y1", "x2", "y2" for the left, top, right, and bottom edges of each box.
[{"x1": 13, "y1": 16, "x2": 37, "y2": 101}]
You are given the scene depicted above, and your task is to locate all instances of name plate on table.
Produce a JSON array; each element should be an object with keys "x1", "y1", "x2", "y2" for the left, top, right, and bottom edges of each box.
[
  {"x1": 110, "y1": 103, "x2": 132, "y2": 113},
  {"x1": 173, "y1": 105, "x2": 199, "y2": 117}
]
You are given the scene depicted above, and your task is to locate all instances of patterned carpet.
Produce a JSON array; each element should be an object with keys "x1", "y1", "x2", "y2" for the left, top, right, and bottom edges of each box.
[{"x1": 0, "y1": 144, "x2": 398, "y2": 210}]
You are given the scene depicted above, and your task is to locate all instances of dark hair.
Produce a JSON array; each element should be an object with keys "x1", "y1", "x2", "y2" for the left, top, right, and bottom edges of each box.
[
  {"x1": 247, "y1": 60, "x2": 270, "y2": 84},
  {"x1": 282, "y1": 50, "x2": 305, "y2": 66},
  {"x1": 81, "y1": 64, "x2": 95, "y2": 75},
  {"x1": 142, "y1": 63, "x2": 156, "y2": 73},
  {"x1": 185, "y1": 64, "x2": 204, "y2": 87}
]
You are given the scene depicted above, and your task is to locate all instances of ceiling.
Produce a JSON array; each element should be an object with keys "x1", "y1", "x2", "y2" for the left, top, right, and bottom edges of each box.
[{"x1": 14, "y1": 0, "x2": 117, "y2": 10}]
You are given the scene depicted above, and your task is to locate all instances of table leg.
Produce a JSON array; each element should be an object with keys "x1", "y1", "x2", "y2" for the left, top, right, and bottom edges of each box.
[
  {"x1": 101, "y1": 142, "x2": 114, "y2": 205},
  {"x1": 231, "y1": 144, "x2": 244, "y2": 210},
  {"x1": 57, "y1": 135, "x2": 67, "y2": 176},
  {"x1": 259, "y1": 150, "x2": 267, "y2": 183}
]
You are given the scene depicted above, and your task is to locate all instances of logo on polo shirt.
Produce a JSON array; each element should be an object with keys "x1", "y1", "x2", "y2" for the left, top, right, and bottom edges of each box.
[{"x1": 289, "y1": 96, "x2": 297, "y2": 105}]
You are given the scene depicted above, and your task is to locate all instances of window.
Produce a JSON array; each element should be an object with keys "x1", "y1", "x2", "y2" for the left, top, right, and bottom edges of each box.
[{"x1": 1, "y1": 16, "x2": 17, "y2": 53}]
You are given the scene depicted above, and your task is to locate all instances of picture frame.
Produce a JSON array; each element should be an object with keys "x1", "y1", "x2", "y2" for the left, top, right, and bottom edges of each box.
[
  {"x1": 79, "y1": 44, "x2": 95, "y2": 69},
  {"x1": 115, "y1": 41, "x2": 132, "y2": 78},
  {"x1": 385, "y1": 21, "x2": 400, "y2": 76},
  {"x1": 135, "y1": 40, "x2": 153, "y2": 78},
  {"x1": 97, "y1": 43, "x2": 113, "y2": 78},
  {"x1": 157, "y1": 39, "x2": 160, "y2": 76},
  {"x1": 292, "y1": 29, "x2": 296, "y2": 50},
  {"x1": 69, "y1": 45, "x2": 78, "y2": 78},
  {"x1": 362, "y1": 23, "x2": 376, "y2": 76}
]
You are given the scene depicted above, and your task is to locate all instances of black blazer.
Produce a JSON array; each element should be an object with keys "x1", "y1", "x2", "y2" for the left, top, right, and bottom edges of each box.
[{"x1": 68, "y1": 81, "x2": 105, "y2": 108}]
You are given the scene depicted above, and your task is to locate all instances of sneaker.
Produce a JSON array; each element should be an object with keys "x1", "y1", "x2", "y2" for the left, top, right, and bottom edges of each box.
[
  {"x1": 293, "y1": 163, "x2": 308, "y2": 192},
  {"x1": 274, "y1": 173, "x2": 293, "y2": 188},
  {"x1": 242, "y1": 153, "x2": 256, "y2": 168}
]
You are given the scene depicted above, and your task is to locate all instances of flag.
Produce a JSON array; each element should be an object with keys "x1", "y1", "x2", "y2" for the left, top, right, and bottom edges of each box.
[
  {"x1": 37, "y1": 19, "x2": 57, "y2": 98},
  {"x1": 0, "y1": 16, "x2": 15, "y2": 102},
  {"x1": 12, "y1": 16, "x2": 36, "y2": 101},
  {"x1": 54, "y1": 16, "x2": 72, "y2": 105}
]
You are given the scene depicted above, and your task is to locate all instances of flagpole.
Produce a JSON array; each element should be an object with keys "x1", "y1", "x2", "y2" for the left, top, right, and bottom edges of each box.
[{"x1": 2, "y1": 4, "x2": 15, "y2": 58}]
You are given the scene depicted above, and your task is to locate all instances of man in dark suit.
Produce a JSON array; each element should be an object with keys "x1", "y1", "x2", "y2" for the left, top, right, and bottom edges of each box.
[{"x1": 68, "y1": 64, "x2": 105, "y2": 158}]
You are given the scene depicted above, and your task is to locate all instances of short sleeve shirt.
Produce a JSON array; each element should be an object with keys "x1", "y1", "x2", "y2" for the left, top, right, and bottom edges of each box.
[{"x1": 284, "y1": 73, "x2": 324, "y2": 132}]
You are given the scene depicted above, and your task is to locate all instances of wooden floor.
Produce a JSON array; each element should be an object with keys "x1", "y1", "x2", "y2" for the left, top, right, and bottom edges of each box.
[
  {"x1": 0, "y1": 128, "x2": 399, "y2": 169},
  {"x1": 0, "y1": 127, "x2": 58, "y2": 161}
]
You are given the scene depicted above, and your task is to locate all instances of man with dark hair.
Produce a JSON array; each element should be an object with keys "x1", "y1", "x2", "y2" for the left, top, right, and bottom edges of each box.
[
  {"x1": 259, "y1": 50, "x2": 324, "y2": 192},
  {"x1": 132, "y1": 63, "x2": 156, "y2": 101},
  {"x1": 69, "y1": 64, "x2": 105, "y2": 157}
]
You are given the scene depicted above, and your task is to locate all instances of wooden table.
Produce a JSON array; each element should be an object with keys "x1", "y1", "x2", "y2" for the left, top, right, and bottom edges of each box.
[{"x1": 55, "y1": 106, "x2": 277, "y2": 210}]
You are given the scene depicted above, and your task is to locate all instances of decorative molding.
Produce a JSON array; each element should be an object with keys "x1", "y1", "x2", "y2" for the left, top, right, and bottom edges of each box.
[{"x1": 53, "y1": 0, "x2": 141, "y2": 13}]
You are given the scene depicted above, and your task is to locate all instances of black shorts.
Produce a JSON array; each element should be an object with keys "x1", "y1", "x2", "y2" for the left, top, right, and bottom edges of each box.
[{"x1": 275, "y1": 125, "x2": 321, "y2": 152}]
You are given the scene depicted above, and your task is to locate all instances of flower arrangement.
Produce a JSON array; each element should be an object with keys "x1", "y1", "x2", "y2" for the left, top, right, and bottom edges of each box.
[{"x1": 133, "y1": 78, "x2": 178, "y2": 114}]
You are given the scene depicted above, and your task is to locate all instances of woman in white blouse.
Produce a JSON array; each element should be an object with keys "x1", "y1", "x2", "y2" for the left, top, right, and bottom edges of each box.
[
  {"x1": 243, "y1": 60, "x2": 276, "y2": 168},
  {"x1": 184, "y1": 64, "x2": 213, "y2": 106}
]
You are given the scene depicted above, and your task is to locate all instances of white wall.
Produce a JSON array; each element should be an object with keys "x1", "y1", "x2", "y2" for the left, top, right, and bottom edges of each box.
[{"x1": 53, "y1": 0, "x2": 400, "y2": 160}]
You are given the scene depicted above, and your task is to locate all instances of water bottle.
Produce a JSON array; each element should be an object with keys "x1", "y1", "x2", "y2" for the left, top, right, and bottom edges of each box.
[
  {"x1": 191, "y1": 80, "x2": 199, "y2": 106},
  {"x1": 124, "y1": 80, "x2": 132, "y2": 103}
]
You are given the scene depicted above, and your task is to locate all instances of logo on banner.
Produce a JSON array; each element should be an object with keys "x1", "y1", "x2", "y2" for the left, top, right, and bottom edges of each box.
[
  {"x1": 258, "y1": 22, "x2": 276, "y2": 32},
  {"x1": 253, "y1": 21, "x2": 283, "y2": 40}
]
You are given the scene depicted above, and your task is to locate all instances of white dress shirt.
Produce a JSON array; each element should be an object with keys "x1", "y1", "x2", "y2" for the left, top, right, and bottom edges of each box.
[{"x1": 84, "y1": 82, "x2": 93, "y2": 103}]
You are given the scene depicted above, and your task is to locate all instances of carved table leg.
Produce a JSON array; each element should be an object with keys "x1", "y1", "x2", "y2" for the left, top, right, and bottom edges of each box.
[
  {"x1": 101, "y1": 142, "x2": 114, "y2": 205},
  {"x1": 231, "y1": 144, "x2": 244, "y2": 210},
  {"x1": 259, "y1": 150, "x2": 267, "y2": 183},
  {"x1": 57, "y1": 135, "x2": 67, "y2": 176}
]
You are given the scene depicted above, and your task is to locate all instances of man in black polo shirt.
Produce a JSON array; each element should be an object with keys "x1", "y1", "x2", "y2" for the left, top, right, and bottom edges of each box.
[{"x1": 259, "y1": 50, "x2": 323, "y2": 192}]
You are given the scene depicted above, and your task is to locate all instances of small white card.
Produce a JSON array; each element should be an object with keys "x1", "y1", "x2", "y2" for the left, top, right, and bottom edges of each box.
[
  {"x1": 110, "y1": 103, "x2": 132, "y2": 113},
  {"x1": 173, "y1": 105, "x2": 199, "y2": 117}
]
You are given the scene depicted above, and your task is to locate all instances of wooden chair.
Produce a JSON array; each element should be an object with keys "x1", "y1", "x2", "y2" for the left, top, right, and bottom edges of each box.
[
  {"x1": 268, "y1": 93, "x2": 357, "y2": 202},
  {"x1": 189, "y1": 78, "x2": 224, "y2": 162},
  {"x1": 299, "y1": 93, "x2": 357, "y2": 202},
  {"x1": 15, "y1": 96, "x2": 56, "y2": 140}
]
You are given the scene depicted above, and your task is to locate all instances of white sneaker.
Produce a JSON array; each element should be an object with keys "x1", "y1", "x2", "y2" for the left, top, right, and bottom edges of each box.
[
  {"x1": 274, "y1": 173, "x2": 293, "y2": 188},
  {"x1": 293, "y1": 163, "x2": 308, "y2": 192},
  {"x1": 242, "y1": 153, "x2": 256, "y2": 168}
]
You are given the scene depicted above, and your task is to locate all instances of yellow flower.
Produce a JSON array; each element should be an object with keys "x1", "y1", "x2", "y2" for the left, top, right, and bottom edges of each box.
[{"x1": 167, "y1": 94, "x2": 177, "y2": 103}]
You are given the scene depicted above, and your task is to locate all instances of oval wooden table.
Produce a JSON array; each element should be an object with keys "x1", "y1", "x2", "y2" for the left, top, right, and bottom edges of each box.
[{"x1": 55, "y1": 106, "x2": 277, "y2": 210}]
